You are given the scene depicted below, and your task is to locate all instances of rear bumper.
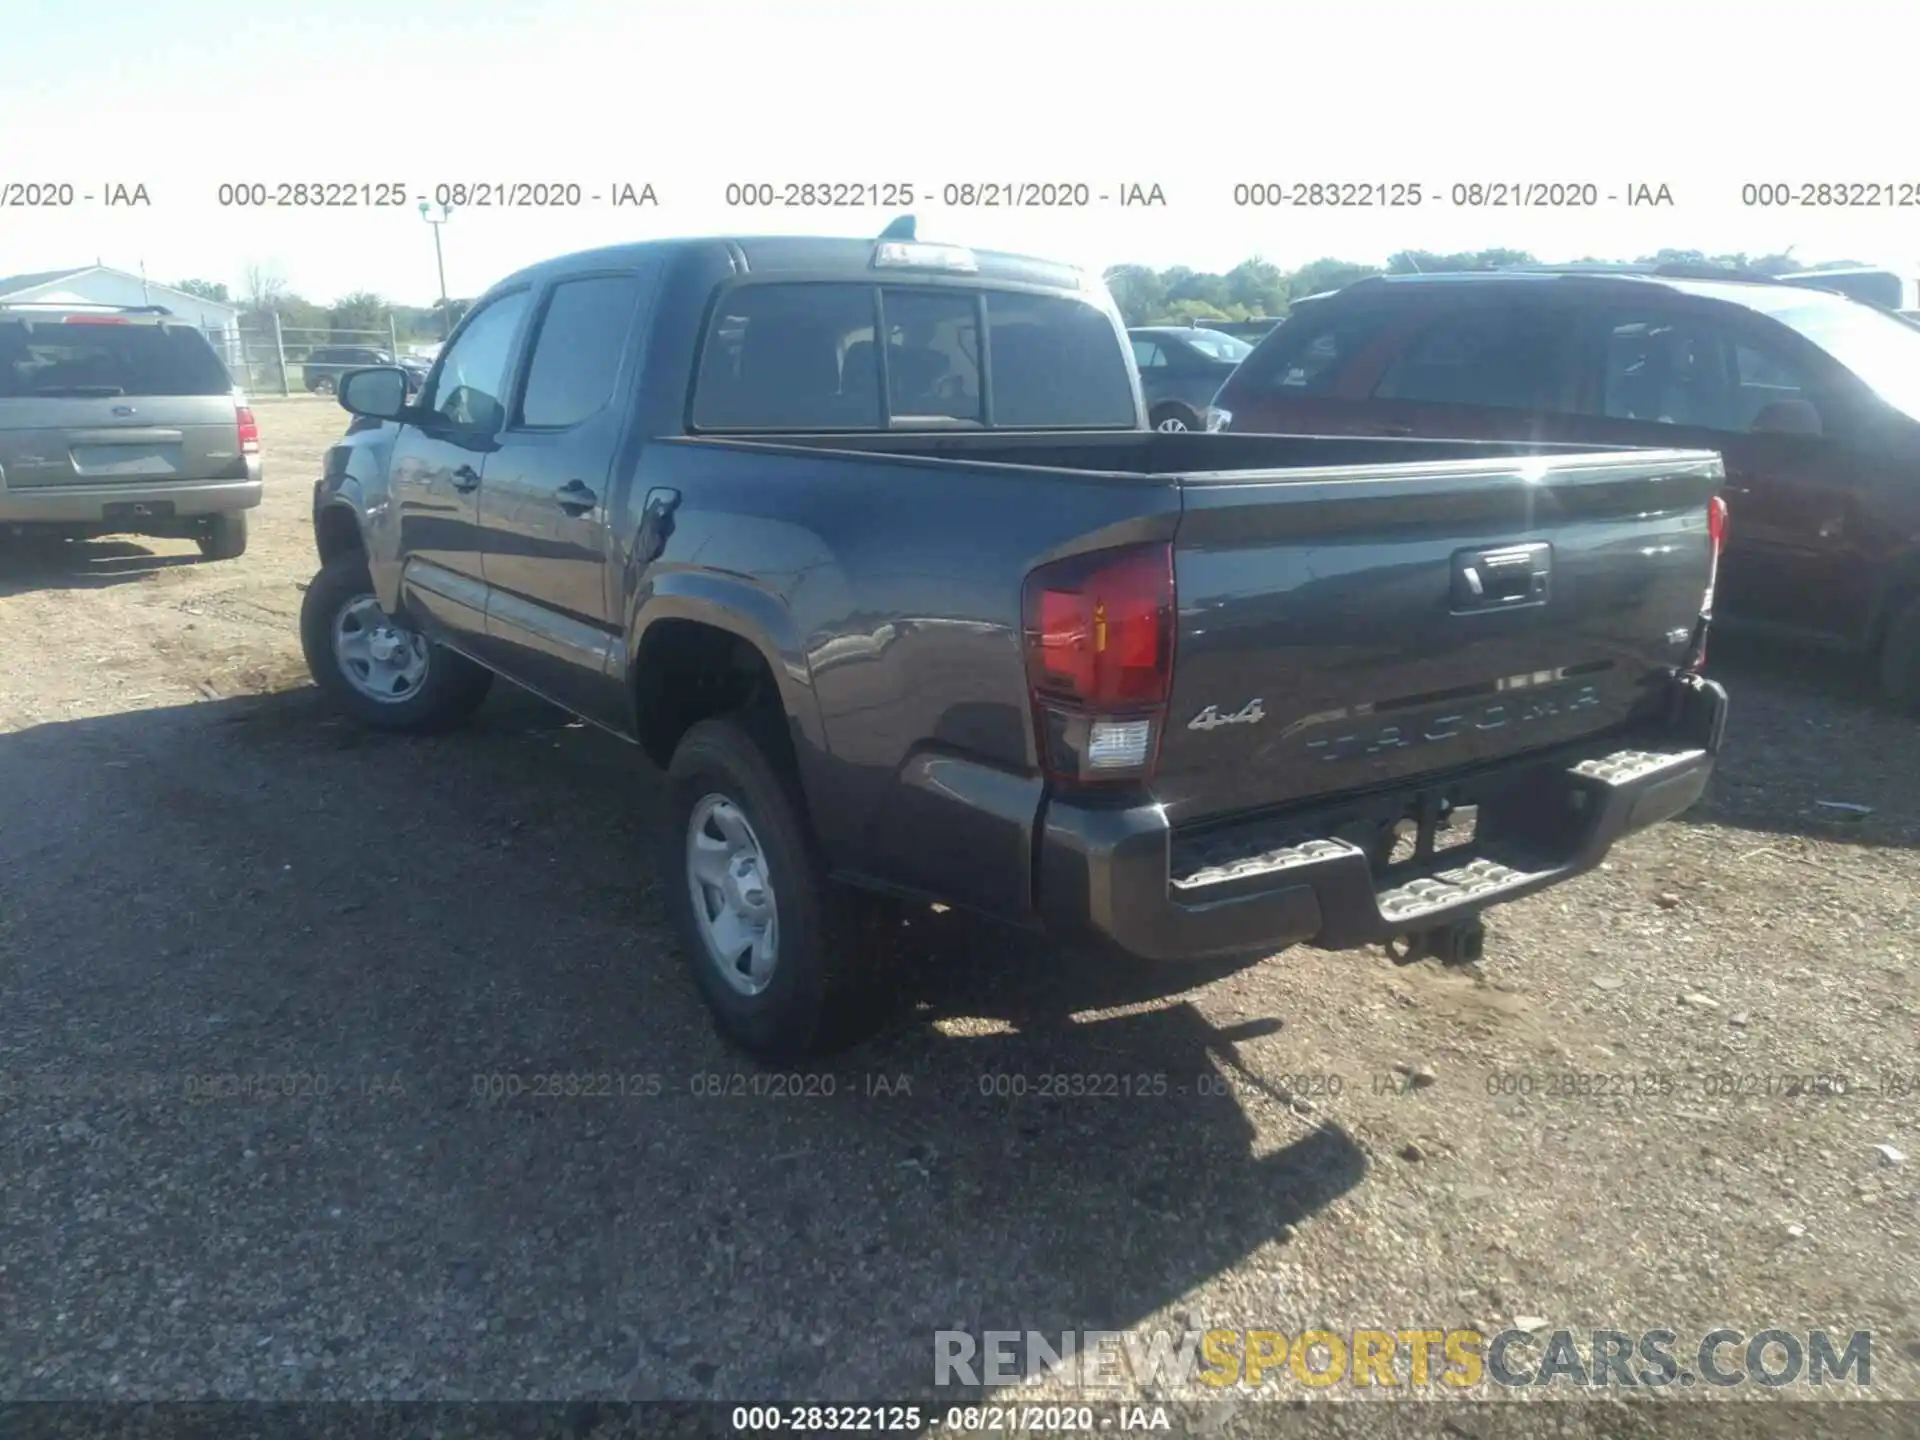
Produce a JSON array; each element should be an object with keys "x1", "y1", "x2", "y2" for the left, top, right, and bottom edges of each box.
[
  {"x1": 1037, "y1": 673, "x2": 1728, "y2": 962},
  {"x1": 0, "y1": 474, "x2": 262, "y2": 526}
]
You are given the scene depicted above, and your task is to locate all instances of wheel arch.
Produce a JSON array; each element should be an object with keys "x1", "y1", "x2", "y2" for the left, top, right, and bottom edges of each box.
[
  {"x1": 626, "y1": 581, "x2": 827, "y2": 807},
  {"x1": 315, "y1": 500, "x2": 365, "y2": 566}
]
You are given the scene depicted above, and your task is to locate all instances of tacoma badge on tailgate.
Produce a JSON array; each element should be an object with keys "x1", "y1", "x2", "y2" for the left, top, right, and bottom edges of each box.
[{"x1": 1188, "y1": 698, "x2": 1266, "y2": 731}]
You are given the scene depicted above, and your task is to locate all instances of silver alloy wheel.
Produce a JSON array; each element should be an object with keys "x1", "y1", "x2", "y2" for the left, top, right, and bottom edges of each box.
[
  {"x1": 331, "y1": 594, "x2": 431, "y2": 703},
  {"x1": 685, "y1": 793, "x2": 779, "y2": 995},
  {"x1": 1155, "y1": 415, "x2": 1190, "y2": 432}
]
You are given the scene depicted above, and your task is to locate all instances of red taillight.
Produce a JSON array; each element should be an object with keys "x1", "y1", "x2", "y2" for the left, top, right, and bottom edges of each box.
[
  {"x1": 62, "y1": 314, "x2": 128, "y2": 324},
  {"x1": 1703, "y1": 493, "x2": 1728, "y2": 610},
  {"x1": 236, "y1": 404, "x2": 261, "y2": 455},
  {"x1": 1691, "y1": 493, "x2": 1729, "y2": 672},
  {"x1": 1022, "y1": 542, "x2": 1175, "y2": 785}
]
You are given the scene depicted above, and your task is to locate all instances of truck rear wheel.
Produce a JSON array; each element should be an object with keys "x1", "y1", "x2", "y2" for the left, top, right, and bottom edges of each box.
[
  {"x1": 665, "y1": 716, "x2": 891, "y2": 1060},
  {"x1": 299, "y1": 552, "x2": 493, "y2": 731},
  {"x1": 1879, "y1": 594, "x2": 1920, "y2": 712}
]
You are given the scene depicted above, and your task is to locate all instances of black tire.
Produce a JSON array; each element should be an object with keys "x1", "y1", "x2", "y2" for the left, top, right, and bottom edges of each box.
[
  {"x1": 1150, "y1": 404, "x2": 1198, "y2": 433},
  {"x1": 311, "y1": 375, "x2": 336, "y2": 396},
  {"x1": 1878, "y1": 594, "x2": 1920, "y2": 712},
  {"x1": 299, "y1": 551, "x2": 493, "y2": 732},
  {"x1": 195, "y1": 511, "x2": 249, "y2": 561},
  {"x1": 665, "y1": 716, "x2": 891, "y2": 1060}
]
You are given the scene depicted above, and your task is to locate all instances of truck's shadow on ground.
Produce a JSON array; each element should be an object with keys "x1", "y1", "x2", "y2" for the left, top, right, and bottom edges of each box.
[{"x1": 0, "y1": 683, "x2": 1364, "y2": 1401}]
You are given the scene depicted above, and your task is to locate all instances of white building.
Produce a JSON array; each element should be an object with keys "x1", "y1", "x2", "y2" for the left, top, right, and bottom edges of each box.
[{"x1": 0, "y1": 265, "x2": 243, "y2": 348}]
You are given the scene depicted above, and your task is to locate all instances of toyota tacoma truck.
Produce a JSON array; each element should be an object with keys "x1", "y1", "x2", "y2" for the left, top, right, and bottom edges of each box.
[{"x1": 303, "y1": 223, "x2": 1730, "y2": 1059}]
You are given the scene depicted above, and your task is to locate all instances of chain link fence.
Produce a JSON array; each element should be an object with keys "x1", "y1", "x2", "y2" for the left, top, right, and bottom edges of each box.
[{"x1": 210, "y1": 316, "x2": 409, "y2": 396}]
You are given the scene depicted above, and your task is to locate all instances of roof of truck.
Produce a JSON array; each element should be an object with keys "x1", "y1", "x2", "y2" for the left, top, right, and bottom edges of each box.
[{"x1": 493, "y1": 234, "x2": 1093, "y2": 295}]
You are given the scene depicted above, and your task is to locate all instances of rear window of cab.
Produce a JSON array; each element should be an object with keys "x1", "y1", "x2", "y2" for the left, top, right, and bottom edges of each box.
[{"x1": 690, "y1": 282, "x2": 1138, "y2": 432}]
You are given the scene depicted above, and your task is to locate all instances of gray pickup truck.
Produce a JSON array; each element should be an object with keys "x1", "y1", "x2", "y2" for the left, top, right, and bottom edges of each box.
[{"x1": 305, "y1": 226, "x2": 1730, "y2": 1059}]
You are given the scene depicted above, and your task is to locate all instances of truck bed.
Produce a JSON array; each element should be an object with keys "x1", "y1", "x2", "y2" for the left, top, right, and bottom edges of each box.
[{"x1": 675, "y1": 428, "x2": 1722, "y2": 827}]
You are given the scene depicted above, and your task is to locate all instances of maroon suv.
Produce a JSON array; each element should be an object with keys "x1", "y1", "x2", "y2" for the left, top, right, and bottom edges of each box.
[{"x1": 1214, "y1": 270, "x2": 1920, "y2": 708}]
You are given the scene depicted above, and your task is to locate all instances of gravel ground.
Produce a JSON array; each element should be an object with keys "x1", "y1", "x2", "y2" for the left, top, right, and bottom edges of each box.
[{"x1": 1, "y1": 398, "x2": 1916, "y2": 1429}]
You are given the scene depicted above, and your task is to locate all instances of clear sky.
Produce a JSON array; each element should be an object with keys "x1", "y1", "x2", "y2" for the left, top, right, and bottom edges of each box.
[{"x1": 3, "y1": 0, "x2": 1916, "y2": 306}]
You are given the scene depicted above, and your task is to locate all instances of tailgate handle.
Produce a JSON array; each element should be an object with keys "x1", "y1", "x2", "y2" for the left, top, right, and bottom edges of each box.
[{"x1": 1452, "y1": 543, "x2": 1551, "y2": 613}]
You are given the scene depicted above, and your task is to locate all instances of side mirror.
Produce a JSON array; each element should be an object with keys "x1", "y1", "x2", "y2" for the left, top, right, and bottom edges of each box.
[
  {"x1": 337, "y1": 366, "x2": 411, "y2": 421},
  {"x1": 1750, "y1": 397, "x2": 1823, "y2": 438}
]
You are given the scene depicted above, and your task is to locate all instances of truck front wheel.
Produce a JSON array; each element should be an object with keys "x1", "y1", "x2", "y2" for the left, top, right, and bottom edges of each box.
[
  {"x1": 299, "y1": 552, "x2": 493, "y2": 731},
  {"x1": 665, "y1": 716, "x2": 891, "y2": 1060}
]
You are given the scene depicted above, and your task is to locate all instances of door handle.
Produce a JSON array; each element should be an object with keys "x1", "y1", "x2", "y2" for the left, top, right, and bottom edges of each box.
[
  {"x1": 451, "y1": 464, "x2": 481, "y2": 493},
  {"x1": 555, "y1": 479, "x2": 598, "y2": 516}
]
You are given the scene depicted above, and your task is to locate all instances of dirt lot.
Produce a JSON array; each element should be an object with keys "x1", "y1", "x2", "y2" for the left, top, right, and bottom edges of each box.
[{"x1": 2, "y1": 398, "x2": 1917, "y2": 1424}]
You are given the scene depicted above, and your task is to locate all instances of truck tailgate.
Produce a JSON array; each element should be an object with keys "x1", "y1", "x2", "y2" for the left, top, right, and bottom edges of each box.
[{"x1": 1155, "y1": 449, "x2": 1722, "y2": 827}]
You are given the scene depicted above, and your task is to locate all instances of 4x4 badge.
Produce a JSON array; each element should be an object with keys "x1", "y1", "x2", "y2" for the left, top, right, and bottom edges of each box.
[{"x1": 1188, "y1": 699, "x2": 1266, "y2": 731}]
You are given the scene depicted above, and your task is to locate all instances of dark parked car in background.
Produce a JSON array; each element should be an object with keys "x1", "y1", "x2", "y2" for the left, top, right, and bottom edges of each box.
[
  {"x1": 304, "y1": 346, "x2": 397, "y2": 395},
  {"x1": 1127, "y1": 325, "x2": 1252, "y2": 431},
  {"x1": 306, "y1": 346, "x2": 428, "y2": 395},
  {"x1": 1200, "y1": 318, "x2": 1283, "y2": 345},
  {"x1": 1213, "y1": 267, "x2": 1920, "y2": 709}
]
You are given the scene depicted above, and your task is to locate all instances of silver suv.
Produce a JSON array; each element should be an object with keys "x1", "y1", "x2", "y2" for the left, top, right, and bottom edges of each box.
[{"x1": 0, "y1": 303, "x2": 262, "y2": 559}]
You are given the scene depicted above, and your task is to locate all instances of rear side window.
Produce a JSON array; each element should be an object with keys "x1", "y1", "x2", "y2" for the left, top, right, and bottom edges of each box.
[
  {"x1": 518, "y1": 274, "x2": 642, "y2": 428},
  {"x1": 1588, "y1": 311, "x2": 1817, "y2": 433},
  {"x1": 691, "y1": 283, "x2": 1136, "y2": 430},
  {"x1": 985, "y1": 291, "x2": 1136, "y2": 428},
  {"x1": 1236, "y1": 308, "x2": 1394, "y2": 395},
  {"x1": 1373, "y1": 307, "x2": 1575, "y2": 411},
  {"x1": 0, "y1": 319, "x2": 232, "y2": 398},
  {"x1": 692, "y1": 284, "x2": 881, "y2": 430}
]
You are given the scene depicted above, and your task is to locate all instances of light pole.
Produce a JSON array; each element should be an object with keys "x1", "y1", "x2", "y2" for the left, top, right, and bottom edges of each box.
[{"x1": 418, "y1": 200, "x2": 453, "y2": 339}]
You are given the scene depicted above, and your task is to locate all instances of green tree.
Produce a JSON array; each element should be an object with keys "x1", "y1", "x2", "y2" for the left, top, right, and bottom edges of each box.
[
  {"x1": 1387, "y1": 248, "x2": 1535, "y2": 274},
  {"x1": 175, "y1": 278, "x2": 230, "y2": 302},
  {"x1": 1103, "y1": 264, "x2": 1167, "y2": 325},
  {"x1": 1100, "y1": 246, "x2": 1879, "y2": 332},
  {"x1": 1163, "y1": 266, "x2": 1231, "y2": 311},
  {"x1": 279, "y1": 296, "x2": 328, "y2": 333},
  {"x1": 328, "y1": 290, "x2": 389, "y2": 340},
  {"x1": 1223, "y1": 257, "x2": 1288, "y2": 316},
  {"x1": 1288, "y1": 257, "x2": 1384, "y2": 298},
  {"x1": 1162, "y1": 299, "x2": 1232, "y2": 325}
]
